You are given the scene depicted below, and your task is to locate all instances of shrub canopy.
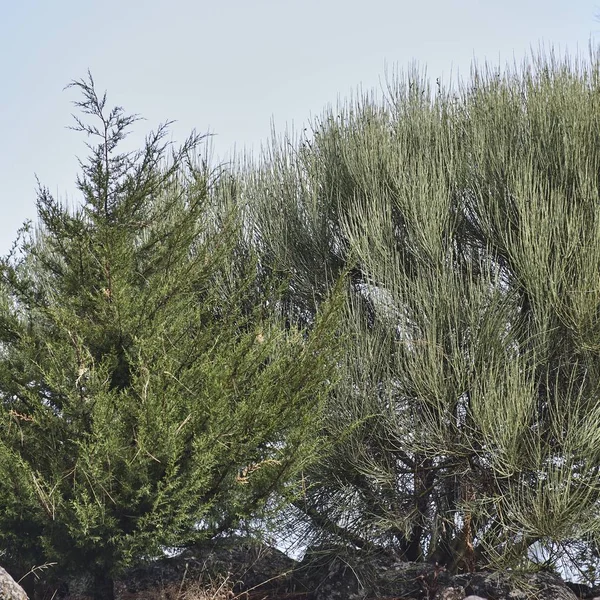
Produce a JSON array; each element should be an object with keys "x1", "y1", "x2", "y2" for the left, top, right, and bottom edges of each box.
[
  {"x1": 0, "y1": 74, "x2": 341, "y2": 598},
  {"x1": 241, "y1": 49, "x2": 600, "y2": 580}
]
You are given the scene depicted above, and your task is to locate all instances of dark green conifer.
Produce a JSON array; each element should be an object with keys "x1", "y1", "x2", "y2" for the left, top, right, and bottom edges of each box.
[{"x1": 0, "y1": 73, "x2": 340, "y2": 599}]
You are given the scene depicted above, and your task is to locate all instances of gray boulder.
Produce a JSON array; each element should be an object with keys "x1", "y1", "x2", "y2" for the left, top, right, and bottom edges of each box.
[
  {"x1": 295, "y1": 545, "x2": 450, "y2": 599},
  {"x1": 0, "y1": 566, "x2": 28, "y2": 600},
  {"x1": 458, "y1": 571, "x2": 578, "y2": 600},
  {"x1": 116, "y1": 535, "x2": 296, "y2": 598},
  {"x1": 295, "y1": 545, "x2": 580, "y2": 600},
  {"x1": 47, "y1": 539, "x2": 589, "y2": 600}
]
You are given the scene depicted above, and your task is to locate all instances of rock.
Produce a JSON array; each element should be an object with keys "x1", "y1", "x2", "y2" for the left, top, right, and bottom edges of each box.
[
  {"x1": 435, "y1": 586, "x2": 466, "y2": 599},
  {"x1": 564, "y1": 580, "x2": 600, "y2": 598},
  {"x1": 295, "y1": 545, "x2": 581, "y2": 600},
  {"x1": 116, "y1": 535, "x2": 297, "y2": 598},
  {"x1": 178, "y1": 535, "x2": 297, "y2": 596},
  {"x1": 296, "y1": 545, "x2": 451, "y2": 599},
  {"x1": 0, "y1": 566, "x2": 28, "y2": 600},
  {"x1": 45, "y1": 539, "x2": 590, "y2": 600},
  {"x1": 461, "y1": 570, "x2": 578, "y2": 600}
]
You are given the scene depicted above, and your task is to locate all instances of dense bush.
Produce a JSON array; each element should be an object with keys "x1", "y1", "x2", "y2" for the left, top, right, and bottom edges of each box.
[
  {"x1": 242, "y1": 49, "x2": 600, "y2": 582},
  {"x1": 0, "y1": 74, "x2": 342, "y2": 599},
  {"x1": 5, "y1": 47, "x2": 600, "y2": 597}
]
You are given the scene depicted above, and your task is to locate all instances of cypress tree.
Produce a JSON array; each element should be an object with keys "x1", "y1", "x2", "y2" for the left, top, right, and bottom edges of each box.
[{"x1": 0, "y1": 73, "x2": 341, "y2": 599}]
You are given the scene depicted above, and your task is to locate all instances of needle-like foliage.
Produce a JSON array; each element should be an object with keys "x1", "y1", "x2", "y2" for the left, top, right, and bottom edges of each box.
[
  {"x1": 0, "y1": 74, "x2": 342, "y2": 599},
  {"x1": 241, "y1": 48, "x2": 600, "y2": 581}
]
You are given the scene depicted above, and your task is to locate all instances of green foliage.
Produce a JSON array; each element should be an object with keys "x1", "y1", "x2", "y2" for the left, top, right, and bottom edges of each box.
[
  {"x1": 241, "y1": 49, "x2": 600, "y2": 576},
  {"x1": 0, "y1": 74, "x2": 342, "y2": 596},
  {"x1": 6, "y1": 47, "x2": 600, "y2": 592}
]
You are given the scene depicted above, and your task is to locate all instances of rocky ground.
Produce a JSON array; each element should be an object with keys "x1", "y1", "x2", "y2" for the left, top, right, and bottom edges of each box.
[{"x1": 5, "y1": 538, "x2": 600, "y2": 600}]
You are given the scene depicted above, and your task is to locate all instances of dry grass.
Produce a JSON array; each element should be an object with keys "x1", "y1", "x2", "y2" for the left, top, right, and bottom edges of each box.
[
  {"x1": 63, "y1": 573, "x2": 237, "y2": 600},
  {"x1": 117, "y1": 575, "x2": 236, "y2": 600},
  {"x1": 112, "y1": 570, "x2": 305, "y2": 600},
  {"x1": 112, "y1": 569, "x2": 288, "y2": 600}
]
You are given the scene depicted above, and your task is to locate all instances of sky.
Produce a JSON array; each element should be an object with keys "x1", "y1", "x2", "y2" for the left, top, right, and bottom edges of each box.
[{"x1": 1, "y1": 0, "x2": 598, "y2": 255}]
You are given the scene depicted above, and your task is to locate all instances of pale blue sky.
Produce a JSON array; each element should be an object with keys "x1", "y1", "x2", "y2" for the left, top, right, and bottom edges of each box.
[{"x1": 1, "y1": 0, "x2": 598, "y2": 254}]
